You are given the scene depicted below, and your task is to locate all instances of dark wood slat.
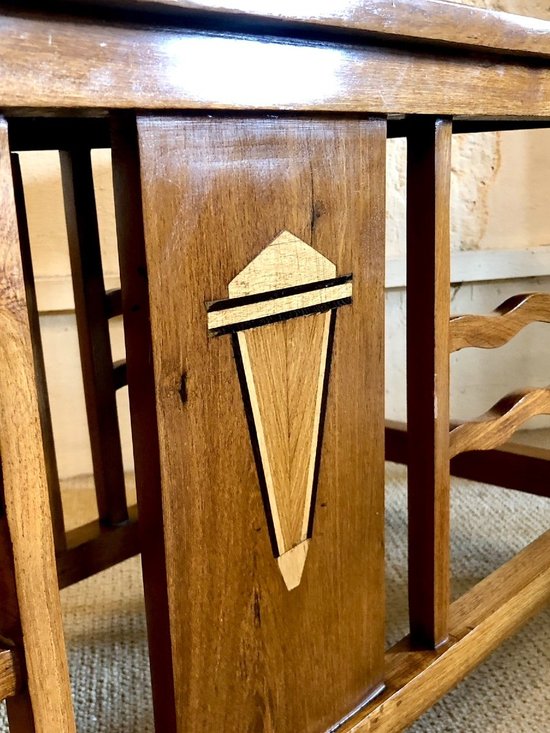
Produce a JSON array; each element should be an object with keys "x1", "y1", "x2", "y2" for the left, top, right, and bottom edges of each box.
[
  {"x1": 112, "y1": 359, "x2": 128, "y2": 391},
  {"x1": 10, "y1": 152, "x2": 67, "y2": 551},
  {"x1": 8, "y1": 117, "x2": 110, "y2": 152},
  {"x1": 386, "y1": 420, "x2": 550, "y2": 499},
  {"x1": 60, "y1": 146, "x2": 129, "y2": 527},
  {"x1": 111, "y1": 113, "x2": 177, "y2": 733},
  {"x1": 57, "y1": 505, "x2": 140, "y2": 589},
  {"x1": 406, "y1": 116, "x2": 452, "y2": 649},
  {"x1": 105, "y1": 288, "x2": 123, "y2": 318}
]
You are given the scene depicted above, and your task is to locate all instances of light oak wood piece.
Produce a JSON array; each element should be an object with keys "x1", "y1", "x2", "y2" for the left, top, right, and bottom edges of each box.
[
  {"x1": 208, "y1": 230, "x2": 352, "y2": 590},
  {"x1": 450, "y1": 386, "x2": 550, "y2": 458},
  {"x1": 0, "y1": 116, "x2": 75, "y2": 732},
  {"x1": 450, "y1": 292, "x2": 550, "y2": 352},
  {"x1": 406, "y1": 117, "x2": 452, "y2": 649}
]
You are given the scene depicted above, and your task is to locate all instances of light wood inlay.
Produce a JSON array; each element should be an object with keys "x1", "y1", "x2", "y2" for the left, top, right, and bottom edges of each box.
[
  {"x1": 207, "y1": 280, "x2": 351, "y2": 333},
  {"x1": 211, "y1": 231, "x2": 351, "y2": 590}
]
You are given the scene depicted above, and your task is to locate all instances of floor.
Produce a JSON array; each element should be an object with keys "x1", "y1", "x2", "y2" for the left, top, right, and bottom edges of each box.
[{"x1": 1, "y1": 459, "x2": 549, "y2": 732}]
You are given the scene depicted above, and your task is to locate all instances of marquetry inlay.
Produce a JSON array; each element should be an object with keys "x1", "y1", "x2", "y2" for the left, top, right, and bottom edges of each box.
[{"x1": 207, "y1": 231, "x2": 352, "y2": 590}]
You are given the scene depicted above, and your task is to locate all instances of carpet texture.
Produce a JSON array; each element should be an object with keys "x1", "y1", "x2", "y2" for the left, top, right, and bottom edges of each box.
[{"x1": 1, "y1": 463, "x2": 548, "y2": 732}]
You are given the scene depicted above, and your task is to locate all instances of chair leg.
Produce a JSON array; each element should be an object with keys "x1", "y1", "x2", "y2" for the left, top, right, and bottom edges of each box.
[
  {"x1": 406, "y1": 116, "x2": 452, "y2": 649},
  {"x1": 0, "y1": 117, "x2": 75, "y2": 732}
]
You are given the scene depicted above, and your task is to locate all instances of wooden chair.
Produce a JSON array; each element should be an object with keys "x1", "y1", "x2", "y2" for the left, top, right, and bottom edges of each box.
[{"x1": 0, "y1": 3, "x2": 549, "y2": 733}]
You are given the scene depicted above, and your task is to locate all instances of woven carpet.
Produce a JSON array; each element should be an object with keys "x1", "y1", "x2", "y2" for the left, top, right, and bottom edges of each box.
[{"x1": 1, "y1": 463, "x2": 548, "y2": 732}]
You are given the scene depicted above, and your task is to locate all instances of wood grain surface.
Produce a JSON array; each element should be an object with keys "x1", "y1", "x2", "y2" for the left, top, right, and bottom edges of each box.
[
  {"x1": 111, "y1": 113, "x2": 178, "y2": 733},
  {"x1": 450, "y1": 292, "x2": 550, "y2": 352},
  {"x1": 0, "y1": 648, "x2": 19, "y2": 703},
  {"x1": 10, "y1": 152, "x2": 67, "y2": 551},
  {"x1": 0, "y1": 117, "x2": 75, "y2": 731},
  {"x1": 4, "y1": 13, "x2": 550, "y2": 116},
  {"x1": 79, "y1": 0, "x2": 550, "y2": 59},
  {"x1": 136, "y1": 115, "x2": 386, "y2": 733},
  {"x1": 450, "y1": 386, "x2": 550, "y2": 457},
  {"x1": 406, "y1": 117, "x2": 452, "y2": 649}
]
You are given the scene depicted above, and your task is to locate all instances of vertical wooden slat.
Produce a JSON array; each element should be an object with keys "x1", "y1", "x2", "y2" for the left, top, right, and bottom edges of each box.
[
  {"x1": 406, "y1": 116, "x2": 452, "y2": 649},
  {"x1": 60, "y1": 146, "x2": 128, "y2": 527},
  {"x1": 10, "y1": 152, "x2": 67, "y2": 551},
  {"x1": 134, "y1": 115, "x2": 386, "y2": 733},
  {"x1": 0, "y1": 117, "x2": 75, "y2": 732},
  {"x1": 110, "y1": 114, "x2": 177, "y2": 733}
]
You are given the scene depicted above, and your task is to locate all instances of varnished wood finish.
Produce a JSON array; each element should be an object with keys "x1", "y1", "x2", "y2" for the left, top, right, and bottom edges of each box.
[
  {"x1": 5, "y1": 14, "x2": 550, "y2": 116},
  {"x1": 340, "y1": 529, "x2": 550, "y2": 733},
  {"x1": 450, "y1": 386, "x2": 550, "y2": 458},
  {"x1": 406, "y1": 117, "x2": 452, "y2": 649},
  {"x1": 87, "y1": 0, "x2": 550, "y2": 59},
  {"x1": 110, "y1": 113, "x2": 177, "y2": 733},
  {"x1": 0, "y1": 116, "x2": 75, "y2": 732},
  {"x1": 57, "y1": 505, "x2": 140, "y2": 589},
  {"x1": 10, "y1": 151, "x2": 67, "y2": 551},
  {"x1": 450, "y1": 292, "x2": 550, "y2": 353},
  {"x1": 60, "y1": 146, "x2": 129, "y2": 527},
  {"x1": 386, "y1": 420, "x2": 550, "y2": 499},
  {"x1": 136, "y1": 115, "x2": 386, "y2": 732}
]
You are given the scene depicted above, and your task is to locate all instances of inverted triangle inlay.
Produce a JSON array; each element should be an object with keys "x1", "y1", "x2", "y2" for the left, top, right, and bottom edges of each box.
[{"x1": 207, "y1": 231, "x2": 352, "y2": 590}]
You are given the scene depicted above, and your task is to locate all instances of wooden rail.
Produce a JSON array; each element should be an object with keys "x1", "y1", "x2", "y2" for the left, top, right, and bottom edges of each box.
[
  {"x1": 57, "y1": 505, "x2": 139, "y2": 589},
  {"x1": 450, "y1": 293, "x2": 550, "y2": 353},
  {"x1": 341, "y1": 529, "x2": 550, "y2": 732},
  {"x1": 386, "y1": 420, "x2": 550, "y2": 499},
  {"x1": 450, "y1": 386, "x2": 550, "y2": 458}
]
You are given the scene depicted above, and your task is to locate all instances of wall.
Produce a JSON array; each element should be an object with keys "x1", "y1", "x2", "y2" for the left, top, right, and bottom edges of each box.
[{"x1": 19, "y1": 1, "x2": 550, "y2": 477}]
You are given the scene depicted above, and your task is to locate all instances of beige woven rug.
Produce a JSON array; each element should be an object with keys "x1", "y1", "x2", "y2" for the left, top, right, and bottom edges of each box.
[{"x1": 1, "y1": 463, "x2": 549, "y2": 732}]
